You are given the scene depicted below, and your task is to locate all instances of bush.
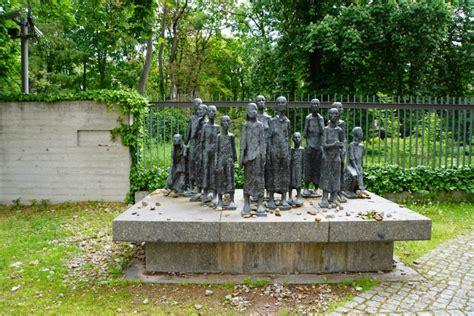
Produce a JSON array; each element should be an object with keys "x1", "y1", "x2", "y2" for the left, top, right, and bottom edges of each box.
[
  {"x1": 364, "y1": 165, "x2": 474, "y2": 195},
  {"x1": 130, "y1": 164, "x2": 473, "y2": 199}
]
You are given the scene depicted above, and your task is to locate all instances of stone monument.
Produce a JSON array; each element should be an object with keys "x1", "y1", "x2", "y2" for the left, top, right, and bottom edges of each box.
[
  {"x1": 267, "y1": 96, "x2": 291, "y2": 210},
  {"x1": 113, "y1": 99, "x2": 432, "y2": 276},
  {"x1": 319, "y1": 108, "x2": 344, "y2": 209},
  {"x1": 289, "y1": 132, "x2": 304, "y2": 207},
  {"x1": 240, "y1": 103, "x2": 266, "y2": 217},
  {"x1": 201, "y1": 105, "x2": 219, "y2": 205},
  {"x1": 215, "y1": 115, "x2": 237, "y2": 210},
  {"x1": 302, "y1": 98, "x2": 324, "y2": 198}
]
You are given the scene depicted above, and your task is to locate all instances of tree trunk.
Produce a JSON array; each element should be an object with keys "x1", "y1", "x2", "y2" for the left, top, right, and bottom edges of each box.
[
  {"x1": 138, "y1": 36, "x2": 154, "y2": 95},
  {"x1": 82, "y1": 57, "x2": 87, "y2": 91}
]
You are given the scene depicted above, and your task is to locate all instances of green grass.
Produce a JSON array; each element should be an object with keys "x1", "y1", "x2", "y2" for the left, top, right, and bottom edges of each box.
[
  {"x1": 394, "y1": 200, "x2": 474, "y2": 264},
  {"x1": 0, "y1": 199, "x2": 472, "y2": 313},
  {"x1": 327, "y1": 275, "x2": 380, "y2": 312}
]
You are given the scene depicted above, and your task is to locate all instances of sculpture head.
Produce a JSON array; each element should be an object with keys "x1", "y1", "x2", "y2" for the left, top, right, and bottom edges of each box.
[
  {"x1": 255, "y1": 95, "x2": 266, "y2": 111},
  {"x1": 220, "y1": 115, "x2": 231, "y2": 132},
  {"x1": 197, "y1": 104, "x2": 208, "y2": 117},
  {"x1": 276, "y1": 96, "x2": 288, "y2": 113},
  {"x1": 293, "y1": 132, "x2": 302, "y2": 147},
  {"x1": 310, "y1": 98, "x2": 320, "y2": 114},
  {"x1": 353, "y1": 127, "x2": 363, "y2": 143},
  {"x1": 329, "y1": 108, "x2": 339, "y2": 124},
  {"x1": 332, "y1": 102, "x2": 343, "y2": 116},
  {"x1": 207, "y1": 105, "x2": 217, "y2": 120},
  {"x1": 247, "y1": 103, "x2": 258, "y2": 120},
  {"x1": 173, "y1": 134, "x2": 183, "y2": 146},
  {"x1": 192, "y1": 98, "x2": 203, "y2": 111}
]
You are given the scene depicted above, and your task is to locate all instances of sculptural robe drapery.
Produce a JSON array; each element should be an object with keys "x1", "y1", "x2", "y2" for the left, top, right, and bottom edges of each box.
[
  {"x1": 303, "y1": 113, "x2": 324, "y2": 184},
  {"x1": 269, "y1": 115, "x2": 291, "y2": 193},
  {"x1": 240, "y1": 121, "x2": 266, "y2": 198},
  {"x1": 201, "y1": 123, "x2": 220, "y2": 191},
  {"x1": 169, "y1": 145, "x2": 188, "y2": 193},
  {"x1": 344, "y1": 142, "x2": 365, "y2": 191},
  {"x1": 215, "y1": 133, "x2": 236, "y2": 195},
  {"x1": 338, "y1": 119, "x2": 346, "y2": 191},
  {"x1": 187, "y1": 115, "x2": 207, "y2": 186},
  {"x1": 290, "y1": 147, "x2": 304, "y2": 189},
  {"x1": 258, "y1": 112, "x2": 272, "y2": 190},
  {"x1": 320, "y1": 125, "x2": 344, "y2": 192}
]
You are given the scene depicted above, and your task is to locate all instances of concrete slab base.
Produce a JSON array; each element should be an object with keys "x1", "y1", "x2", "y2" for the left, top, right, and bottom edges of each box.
[
  {"x1": 145, "y1": 241, "x2": 394, "y2": 274},
  {"x1": 123, "y1": 257, "x2": 422, "y2": 284}
]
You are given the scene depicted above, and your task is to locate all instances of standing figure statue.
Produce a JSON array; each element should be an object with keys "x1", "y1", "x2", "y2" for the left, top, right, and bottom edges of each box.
[
  {"x1": 240, "y1": 103, "x2": 267, "y2": 217},
  {"x1": 184, "y1": 98, "x2": 203, "y2": 196},
  {"x1": 267, "y1": 96, "x2": 291, "y2": 210},
  {"x1": 215, "y1": 115, "x2": 237, "y2": 210},
  {"x1": 333, "y1": 102, "x2": 348, "y2": 203},
  {"x1": 201, "y1": 105, "x2": 220, "y2": 205},
  {"x1": 289, "y1": 132, "x2": 304, "y2": 207},
  {"x1": 165, "y1": 134, "x2": 188, "y2": 195},
  {"x1": 255, "y1": 95, "x2": 272, "y2": 198},
  {"x1": 342, "y1": 127, "x2": 369, "y2": 198},
  {"x1": 187, "y1": 103, "x2": 208, "y2": 201},
  {"x1": 302, "y1": 98, "x2": 324, "y2": 198},
  {"x1": 319, "y1": 108, "x2": 344, "y2": 209}
]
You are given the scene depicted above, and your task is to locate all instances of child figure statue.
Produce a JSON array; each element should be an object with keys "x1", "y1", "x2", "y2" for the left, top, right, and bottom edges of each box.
[
  {"x1": 201, "y1": 105, "x2": 219, "y2": 206},
  {"x1": 288, "y1": 132, "x2": 304, "y2": 207},
  {"x1": 319, "y1": 108, "x2": 344, "y2": 209},
  {"x1": 342, "y1": 127, "x2": 369, "y2": 199},
  {"x1": 165, "y1": 134, "x2": 188, "y2": 195},
  {"x1": 267, "y1": 96, "x2": 291, "y2": 210},
  {"x1": 302, "y1": 98, "x2": 324, "y2": 198},
  {"x1": 240, "y1": 103, "x2": 266, "y2": 217},
  {"x1": 215, "y1": 116, "x2": 237, "y2": 210}
]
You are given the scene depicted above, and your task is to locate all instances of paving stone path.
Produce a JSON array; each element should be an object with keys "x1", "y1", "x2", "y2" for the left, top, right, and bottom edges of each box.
[{"x1": 332, "y1": 230, "x2": 474, "y2": 315}]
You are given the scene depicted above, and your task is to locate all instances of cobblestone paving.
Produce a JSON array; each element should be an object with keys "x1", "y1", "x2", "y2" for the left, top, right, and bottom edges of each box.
[{"x1": 332, "y1": 230, "x2": 474, "y2": 315}]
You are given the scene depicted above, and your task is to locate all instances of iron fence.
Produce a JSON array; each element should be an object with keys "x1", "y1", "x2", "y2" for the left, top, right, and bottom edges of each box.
[{"x1": 139, "y1": 95, "x2": 474, "y2": 171}]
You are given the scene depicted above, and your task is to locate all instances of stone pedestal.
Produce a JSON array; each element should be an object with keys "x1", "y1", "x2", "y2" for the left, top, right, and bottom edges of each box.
[
  {"x1": 145, "y1": 241, "x2": 394, "y2": 274},
  {"x1": 113, "y1": 190, "x2": 431, "y2": 274}
]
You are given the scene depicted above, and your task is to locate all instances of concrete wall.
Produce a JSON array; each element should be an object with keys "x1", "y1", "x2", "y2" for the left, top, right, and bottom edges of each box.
[{"x1": 0, "y1": 101, "x2": 131, "y2": 204}]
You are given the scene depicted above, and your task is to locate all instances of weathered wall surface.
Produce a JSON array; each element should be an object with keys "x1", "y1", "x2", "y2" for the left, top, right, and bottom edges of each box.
[{"x1": 0, "y1": 101, "x2": 130, "y2": 204}]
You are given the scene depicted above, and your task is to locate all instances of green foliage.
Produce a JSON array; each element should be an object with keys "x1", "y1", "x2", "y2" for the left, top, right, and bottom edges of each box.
[
  {"x1": 129, "y1": 162, "x2": 474, "y2": 197},
  {"x1": 336, "y1": 275, "x2": 379, "y2": 292},
  {"x1": 364, "y1": 165, "x2": 474, "y2": 195},
  {"x1": 129, "y1": 165, "x2": 169, "y2": 199},
  {"x1": 236, "y1": 0, "x2": 472, "y2": 97},
  {"x1": 242, "y1": 276, "x2": 270, "y2": 289}
]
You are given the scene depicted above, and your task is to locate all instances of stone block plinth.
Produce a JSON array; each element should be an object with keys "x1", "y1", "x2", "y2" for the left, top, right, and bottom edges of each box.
[{"x1": 113, "y1": 190, "x2": 431, "y2": 274}]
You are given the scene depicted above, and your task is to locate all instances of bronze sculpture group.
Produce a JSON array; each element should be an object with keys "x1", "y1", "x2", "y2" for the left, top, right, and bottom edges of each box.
[{"x1": 165, "y1": 96, "x2": 366, "y2": 217}]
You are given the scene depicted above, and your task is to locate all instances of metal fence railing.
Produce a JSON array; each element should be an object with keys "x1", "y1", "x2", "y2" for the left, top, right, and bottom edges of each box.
[{"x1": 139, "y1": 95, "x2": 474, "y2": 171}]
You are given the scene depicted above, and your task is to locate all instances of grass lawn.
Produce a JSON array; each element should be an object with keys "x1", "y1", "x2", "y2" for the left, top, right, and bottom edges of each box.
[{"x1": 0, "y1": 199, "x2": 472, "y2": 314}]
